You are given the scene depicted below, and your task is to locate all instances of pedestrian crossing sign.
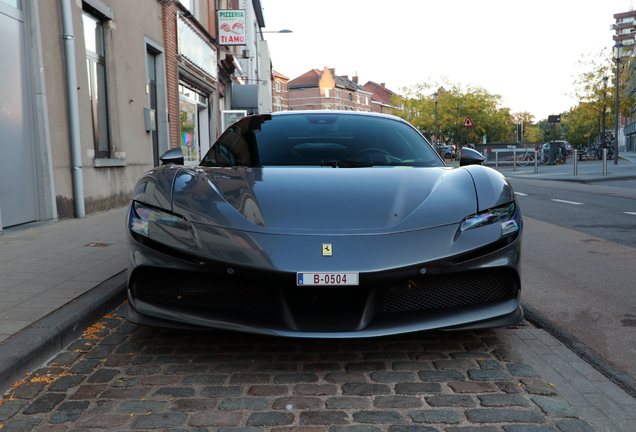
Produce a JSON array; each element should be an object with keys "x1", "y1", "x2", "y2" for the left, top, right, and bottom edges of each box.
[{"x1": 464, "y1": 116, "x2": 474, "y2": 127}]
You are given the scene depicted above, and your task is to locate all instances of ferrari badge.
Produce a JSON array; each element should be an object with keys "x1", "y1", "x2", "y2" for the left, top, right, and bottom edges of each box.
[{"x1": 322, "y1": 244, "x2": 332, "y2": 256}]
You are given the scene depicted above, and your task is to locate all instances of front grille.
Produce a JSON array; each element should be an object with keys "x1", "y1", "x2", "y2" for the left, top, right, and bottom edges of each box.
[
  {"x1": 130, "y1": 268, "x2": 278, "y2": 314},
  {"x1": 375, "y1": 269, "x2": 517, "y2": 314}
]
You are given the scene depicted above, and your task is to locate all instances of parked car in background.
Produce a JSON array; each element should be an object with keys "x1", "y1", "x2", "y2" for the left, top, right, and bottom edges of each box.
[
  {"x1": 542, "y1": 140, "x2": 572, "y2": 157},
  {"x1": 444, "y1": 145, "x2": 456, "y2": 159},
  {"x1": 432, "y1": 143, "x2": 455, "y2": 159}
]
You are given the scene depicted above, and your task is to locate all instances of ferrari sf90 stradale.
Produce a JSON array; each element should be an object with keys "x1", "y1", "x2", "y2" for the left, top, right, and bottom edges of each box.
[{"x1": 126, "y1": 111, "x2": 523, "y2": 337}]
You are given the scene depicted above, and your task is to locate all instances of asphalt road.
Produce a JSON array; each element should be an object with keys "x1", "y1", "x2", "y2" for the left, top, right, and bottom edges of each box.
[{"x1": 509, "y1": 177, "x2": 636, "y2": 379}]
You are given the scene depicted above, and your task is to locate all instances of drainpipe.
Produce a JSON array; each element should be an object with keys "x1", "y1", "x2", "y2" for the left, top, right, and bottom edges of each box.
[{"x1": 60, "y1": 0, "x2": 85, "y2": 218}]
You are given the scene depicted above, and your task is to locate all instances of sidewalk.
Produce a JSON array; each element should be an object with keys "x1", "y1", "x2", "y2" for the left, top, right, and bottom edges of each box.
[
  {"x1": 0, "y1": 208, "x2": 129, "y2": 392},
  {"x1": 450, "y1": 150, "x2": 636, "y2": 183},
  {"x1": 0, "y1": 186, "x2": 635, "y2": 430}
]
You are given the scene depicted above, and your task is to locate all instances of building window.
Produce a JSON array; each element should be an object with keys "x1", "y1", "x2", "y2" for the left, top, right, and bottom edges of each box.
[
  {"x1": 349, "y1": 93, "x2": 352, "y2": 101},
  {"x1": 325, "y1": 89, "x2": 330, "y2": 98},
  {"x1": 357, "y1": 95, "x2": 360, "y2": 104},
  {"x1": 276, "y1": 97, "x2": 282, "y2": 111},
  {"x1": 182, "y1": 0, "x2": 199, "y2": 19},
  {"x1": 83, "y1": 12, "x2": 110, "y2": 158},
  {"x1": 336, "y1": 90, "x2": 340, "y2": 98},
  {"x1": 276, "y1": 81, "x2": 281, "y2": 92},
  {"x1": 0, "y1": 0, "x2": 22, "y2": 9},
  {"x1": 179, "y1": 83, "x2": 208, "y2": 164}
]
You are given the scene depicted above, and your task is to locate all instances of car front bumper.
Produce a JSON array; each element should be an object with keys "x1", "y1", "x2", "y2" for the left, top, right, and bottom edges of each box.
[{"x1": 126, "y1": 221, "x2": 523, "y2": 338}]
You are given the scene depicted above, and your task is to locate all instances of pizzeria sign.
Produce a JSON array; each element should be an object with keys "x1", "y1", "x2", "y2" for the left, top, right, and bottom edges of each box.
[{"x1": 218, "y1": 10, "x2": 246, "y2": 45}]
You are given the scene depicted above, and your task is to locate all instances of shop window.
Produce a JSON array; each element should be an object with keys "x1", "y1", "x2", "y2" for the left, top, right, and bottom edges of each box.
[
  {"x1": 83, "y1": 12, "x2": 110, "y2": 158},
  {"x1": 179, "y1": 83, "x2": 209, "y2": 164}
]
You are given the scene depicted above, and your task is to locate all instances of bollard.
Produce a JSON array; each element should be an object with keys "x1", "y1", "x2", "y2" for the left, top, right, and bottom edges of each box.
[
  {"x1": 495, "y1": 152, "x2": 499, "y2": 170},
  {"x1": 513, "y1": 150, "x2": 516, "y2": 171},
  {"x1": 603, "y1": 148, "x2": 607, "y2": 175},
  {"x1": 573, "y1": 150, "x2": 578, "y2": 175},
  {"x1": 534, "y1": 150, "x2": 538, "y2": 173}
]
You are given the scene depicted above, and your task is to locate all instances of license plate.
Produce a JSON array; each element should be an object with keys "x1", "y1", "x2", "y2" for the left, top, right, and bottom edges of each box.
[{"x1": 297, "y1": 272, "x2": 359, "y2": 286}]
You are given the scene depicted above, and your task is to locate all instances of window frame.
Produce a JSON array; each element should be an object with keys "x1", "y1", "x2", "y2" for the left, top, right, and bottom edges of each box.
[{"x1": 83, "y1": 11, "x2": 111, "y2": 159}]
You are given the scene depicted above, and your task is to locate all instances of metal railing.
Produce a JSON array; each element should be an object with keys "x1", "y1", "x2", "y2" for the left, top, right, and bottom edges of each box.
[{"x1": 473, "y1": 144, "x2": 540, "y2": 166}]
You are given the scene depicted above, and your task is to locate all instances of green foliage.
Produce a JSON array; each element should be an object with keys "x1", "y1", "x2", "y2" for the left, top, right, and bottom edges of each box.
[
  {"x1": 511, "y1": 111, "x2": 535, "y2": 143},
  {"x1": 566, "y1": 48, "x2": 635, "y2": 145},
  {"x1": 393, "y1": 79, "x2": 513, "y2": 144},
  {"x1": 523, "y1": 126, "x2": 544, "y2": 143}
]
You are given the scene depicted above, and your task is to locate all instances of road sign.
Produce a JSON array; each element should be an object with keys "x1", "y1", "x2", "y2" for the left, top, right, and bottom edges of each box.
[
  {"x1": 548, "y1": 115, "x2": 561, "y2": 123},
  {"x1": 464, "y1": 116, "x2": 473, "y2": 127}
]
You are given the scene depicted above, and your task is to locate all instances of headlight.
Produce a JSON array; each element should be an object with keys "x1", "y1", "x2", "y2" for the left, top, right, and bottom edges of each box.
[
  {"x1": 460, "y1": 202, "x2": 519, "y2": 236},
  {"x1": 129, "y1": 202, "x2": 189, "y2": 237}
]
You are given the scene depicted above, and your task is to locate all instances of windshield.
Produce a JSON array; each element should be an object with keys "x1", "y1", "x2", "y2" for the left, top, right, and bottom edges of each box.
[{"x1": 201, "y1": 113, "x2": 444, "y2": 168}]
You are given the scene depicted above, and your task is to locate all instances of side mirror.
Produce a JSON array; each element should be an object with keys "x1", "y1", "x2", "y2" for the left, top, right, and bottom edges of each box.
[
  {"x1": 460, "y1": 147, "x2": 485, "y2": 166},
  {"x1": 159, "y1": 147, "x2": 184, "y2": 166}
]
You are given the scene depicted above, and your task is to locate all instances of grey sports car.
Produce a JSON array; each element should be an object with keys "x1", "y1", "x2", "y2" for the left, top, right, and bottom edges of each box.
[{"x1": 126, "y1": 111, "x2": 523, "y2": 337}]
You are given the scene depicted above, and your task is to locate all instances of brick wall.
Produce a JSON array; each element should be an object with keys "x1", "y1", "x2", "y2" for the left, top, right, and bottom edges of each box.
[
  {"x1": 289, "y1": 86, "x2": 372, "y2": 111},
  {"x1": 163, "y1": 1, "x2": 180, "y2": 148},
  {"x1": 288, "y1": 88, "x2": 321, "y2": 110},
  {"x1": 272, "y1": 78, "x2": 289, "y2": 111}
]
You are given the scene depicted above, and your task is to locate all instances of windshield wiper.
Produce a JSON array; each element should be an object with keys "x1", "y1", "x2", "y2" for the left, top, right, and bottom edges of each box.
[{"x1": 321, "y1": 160, "x2": 374, "y2": 168}]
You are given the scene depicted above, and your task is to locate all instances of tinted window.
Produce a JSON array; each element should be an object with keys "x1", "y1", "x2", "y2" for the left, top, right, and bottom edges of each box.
[{"x1": 201, "y1": 114, "x2": 443, "y2": 167}]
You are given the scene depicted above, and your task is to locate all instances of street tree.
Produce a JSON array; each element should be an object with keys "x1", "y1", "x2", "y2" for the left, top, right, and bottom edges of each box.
[
  {"x1": 511, "y1": 111, "x2": 535, "y2": 143},
  {"x1": 394, "y1": 79, "x2": 514, "y2": 144},
  {"x1": 569, "y1": 48, "x2": 635, "y2": 143},
  {"x1": 523, "y1": 125, "x2": 544, "y2": 143},
  {"x1": 564, "y1": 105, "x2": 594, "y2": 148}
]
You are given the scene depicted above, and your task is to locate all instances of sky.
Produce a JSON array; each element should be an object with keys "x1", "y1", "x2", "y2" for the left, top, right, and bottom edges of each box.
[{"x1": 260, "y1": 0, "x2": 634, "y2": 121}]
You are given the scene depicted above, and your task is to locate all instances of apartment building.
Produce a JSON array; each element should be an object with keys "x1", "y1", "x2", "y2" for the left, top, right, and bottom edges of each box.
[
  {"x1": 272, "y1": 70, "x2": 289, "y2": 111},
  {"x1": 0, "y1": 0, "x2": 168, "y2": 230},
  {"x1": 362, "y1": 81, "x2": 399, "y2": 114},
  {"x1": 287, "y1": 67, "x2": 373, "y2": 112},
  {"x1": 613, "y1": 9, "x2": 636, "y2": 152},
  {"x1": 0, "y1": 0, "x2": 273, "y2": 231}
]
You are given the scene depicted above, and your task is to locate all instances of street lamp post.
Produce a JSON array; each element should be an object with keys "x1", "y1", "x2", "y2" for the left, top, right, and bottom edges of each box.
[
  {"x1": 433, "y1": 93, "x2": 439, "y2": 141},
  {"x1": 434, "y1": 92, "x2": 439, "y2": 155},
  {"x1": 614, "y1": 41, "x2": 623, "y2": 165},
  {"x1": 602, "y1": 76, "x2": 608, "y2": 148}
]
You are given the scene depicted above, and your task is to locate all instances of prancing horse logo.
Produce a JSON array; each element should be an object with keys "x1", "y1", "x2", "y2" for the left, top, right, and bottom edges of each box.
[{"x1": 322, "y1": 244, "x2": 332, "y2": 256}]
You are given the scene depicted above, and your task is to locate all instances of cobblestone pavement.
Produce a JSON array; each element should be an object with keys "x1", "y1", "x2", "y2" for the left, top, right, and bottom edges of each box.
[{"x1": 0, "y1": 304, "x2": 599, "y2": 432}]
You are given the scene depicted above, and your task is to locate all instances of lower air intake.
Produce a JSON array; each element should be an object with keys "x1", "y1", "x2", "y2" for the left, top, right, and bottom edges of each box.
[
  {"x1": 130, "y1": 268, "x2": 278, "y2": 314},
  {"x1": 376, "y1": 269, "x2": 518, "y2": 314}
]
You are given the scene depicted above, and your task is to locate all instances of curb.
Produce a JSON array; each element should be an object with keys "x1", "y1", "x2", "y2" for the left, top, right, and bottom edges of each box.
[
  {"x1": 522, "y1": 300, "x2": 636, "y2": 399},
  {"x1": 0, "y1": 271, "x2": 127, "y2": 394},
  {"x1": 551, "y1": 174, "x2": 636, "y2": 183}
]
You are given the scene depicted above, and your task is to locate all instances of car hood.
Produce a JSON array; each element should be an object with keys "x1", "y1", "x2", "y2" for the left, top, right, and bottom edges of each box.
[{"x1": 171, "y1": 167, "x2": 478, "y2": 234}]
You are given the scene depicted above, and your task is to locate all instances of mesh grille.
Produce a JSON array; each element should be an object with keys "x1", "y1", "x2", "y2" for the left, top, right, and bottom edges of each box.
[
  {"x1": 131, "y1": 268, "x2": 278, "y2": 314},
  {"x1": 376, "y1": 269, "x2": 517, "y2": 314}
]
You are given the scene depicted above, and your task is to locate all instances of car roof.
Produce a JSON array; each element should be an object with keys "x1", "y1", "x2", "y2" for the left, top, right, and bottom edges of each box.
[{"x1": 262, "y1": 110, "x2": 413, "y2": 127}]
